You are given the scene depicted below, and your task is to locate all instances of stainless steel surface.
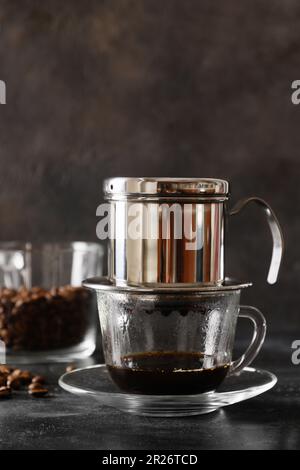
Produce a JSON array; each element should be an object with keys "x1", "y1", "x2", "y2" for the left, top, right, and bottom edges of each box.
[
  {"x1": 108, "y1": 199, "x2": 226, "y2": 286},
  {"x1": 104, "y1": 177, "x2": 230, "y2": 199},
  {"x1": 83, "y1": 276, "x2": 252, "y2": 294},
  {"x1": 104, "y1": 177, "x2": 284, "y2": 287}
]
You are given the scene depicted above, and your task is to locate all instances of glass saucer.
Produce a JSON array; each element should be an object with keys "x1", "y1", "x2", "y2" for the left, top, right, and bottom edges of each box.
[{"x1": 59, "y1": 364, "x2": 277, "y2": 417}]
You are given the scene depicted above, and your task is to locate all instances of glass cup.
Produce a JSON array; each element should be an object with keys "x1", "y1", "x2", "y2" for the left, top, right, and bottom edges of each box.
[
  {"x1": 0, "y1": 242, "x2": 104, "y2": 363},
  {"x1": 85, "y1": 278, "x2": 266, "y2": 395}
]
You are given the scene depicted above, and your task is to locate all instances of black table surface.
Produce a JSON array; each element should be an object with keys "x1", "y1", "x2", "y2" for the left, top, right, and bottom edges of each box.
[{"x1": 0, "y1": 337, "x2": 299, "y2": 451}]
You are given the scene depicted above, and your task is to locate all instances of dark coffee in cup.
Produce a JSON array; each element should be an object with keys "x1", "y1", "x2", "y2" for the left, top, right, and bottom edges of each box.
[
  {"x1": 107, "y1": 351, "x2": 230, "y2": 395},
  {"x1": 87, "y1": 280, "x2": 266, "y2": 397}
]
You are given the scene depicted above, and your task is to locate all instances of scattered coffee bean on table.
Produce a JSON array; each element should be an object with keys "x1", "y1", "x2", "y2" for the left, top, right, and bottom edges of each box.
[
  {"x1": 0, "y1": 375, "x2": 6, "y2": 387},
  {"x1": 6, "y1": 375, "x2": 21, "y2": 390},
  {"x1": 0, "y1": 365, "x2": 12, "y2": 377},
  {"x1": 0, "y1": 386, "x2": 11, "y2": 398},
  {"x1": 0, "y1": 366, "x2": 49, "y2": 399},
  {"x1": 28, "y1": 385, "x2": 49, "y2": 397},
  {"x1": 28, "y1": 382, "x2": 40, "y2": 391},
  {"x1": 18, "y1": 370, "x2": 32, "y2": 384},
  {"x1": 31, "y1": 375, "x2": 45, "y2": 384},
  {"x1": 10, "y1": 369, "x2": 22, "y2": 378}
]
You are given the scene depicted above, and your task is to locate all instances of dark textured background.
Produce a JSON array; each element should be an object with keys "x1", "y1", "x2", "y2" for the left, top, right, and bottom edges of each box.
[{"x1": 0, "y1": 0, "x2": 299, "y2": 335}]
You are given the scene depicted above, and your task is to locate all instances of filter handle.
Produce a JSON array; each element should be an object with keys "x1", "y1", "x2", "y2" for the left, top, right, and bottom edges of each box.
[{"x1": 229, "y1": 197, "x2": 284, "y2": 284}]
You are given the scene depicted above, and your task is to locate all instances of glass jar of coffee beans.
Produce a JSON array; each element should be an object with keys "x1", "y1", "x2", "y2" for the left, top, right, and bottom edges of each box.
[{"x1": 0, "y1": 242, "x2": 104, "y2": 363}]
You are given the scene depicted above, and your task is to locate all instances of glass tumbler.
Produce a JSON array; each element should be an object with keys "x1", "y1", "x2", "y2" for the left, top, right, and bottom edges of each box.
[
  {"x1": 85, "y1": 278, "x2": 266, "y2": 395},
  {"x1": 0, "y1": 242, "x2": 104, "y2": 363}
]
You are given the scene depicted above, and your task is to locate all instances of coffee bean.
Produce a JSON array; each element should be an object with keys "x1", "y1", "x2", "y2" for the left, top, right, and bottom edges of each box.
[
  {"x1": 0, "y1": 329, "x2": 9, "y2": 342},
  {"x1": 66, "y1": 364, "x2": 76, "y2": 372},
  {"x1": 31, "y1": 375, "x2": 45, "y2": 384},
  {"x1": 1, "y1": 289, "x2": 16, "y2": 298},
  {"x1": 10, "y1": 368, "x2": 22, "y2": 378},
  {"x1": 0, "y1": 375, "x2": 6, "y2": 387},
  {"x1": 0, "y1": 365, "x2": 12, "y2": 376},
  {"x1": 31, "y1": 294, "x2": 42, "y2": 301},
  {"x1": 29, "y1": 387, "x2": 48, "y2": 397},
  {"x1": 28, "y1": 382, "x2": 43, "y2": 391},
  {"x1": 19, "y1": 289, "x2": 30, "y2": 300},
  {"x1": 0, "y1": 298, "x2": 12, "y2": 308},
  {"x1": 31, "y1": 287, "x2": 46, "y2": 295},
  {"x1": 18, "y1": 370, "x2": 32, "y2": 384},
  {"x1": 7, "y1": 375, "x2": 21, "y2": 390},
  {"x1": 50, "y1": 287, "x2": 59, "y2": 296},
  {"x1": 0, "y1": 386, "x2": 11, "y2": 398}
]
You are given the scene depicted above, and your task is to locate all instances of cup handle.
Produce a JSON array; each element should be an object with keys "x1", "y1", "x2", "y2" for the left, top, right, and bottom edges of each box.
[
  {"x1": 229, "y1": 305, "x2": 267, "y2": 376},
  {"x1": 229, "y1": 197, "x2": 284, "y2": 284}
]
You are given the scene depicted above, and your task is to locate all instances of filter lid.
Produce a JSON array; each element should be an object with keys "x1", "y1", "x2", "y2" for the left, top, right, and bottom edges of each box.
[{"x1": 104, "y1": 177, "x2": 229, "y2": 199}]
